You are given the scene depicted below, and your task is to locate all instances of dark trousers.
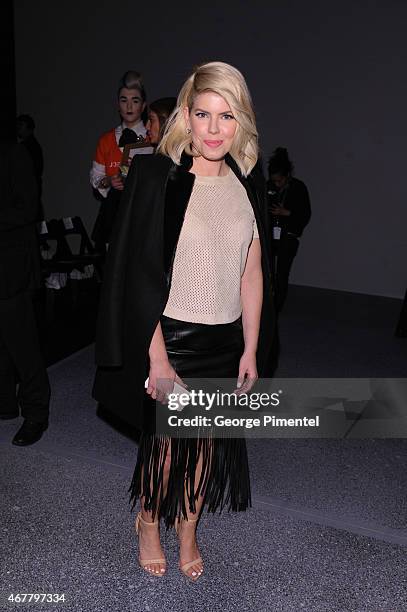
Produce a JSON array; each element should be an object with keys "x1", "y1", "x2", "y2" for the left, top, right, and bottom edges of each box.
[
  {"x1": 0, "y1": 291, "x2": 50, "y2": 423},
  {"x1": 272, "y1": 236, "x2": 299, "y2": 312}
]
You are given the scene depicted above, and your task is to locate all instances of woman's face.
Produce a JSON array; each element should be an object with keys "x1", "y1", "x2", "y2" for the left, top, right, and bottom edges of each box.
[
  {"x1": 146, "y1": 110, "x2": 161, "y2": 145},
  {"x1": 184, "y1": 91, "x2": 237, "y2": 162},
  {"x1": 118, "y1": 87, "x2": 145, "y2": 127}
]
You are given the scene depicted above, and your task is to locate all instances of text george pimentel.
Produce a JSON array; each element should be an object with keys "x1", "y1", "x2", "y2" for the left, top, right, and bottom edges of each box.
[
  {"x1": 165, "y1": 389, "x2": 320, "y2": 429},
  {"x1": 168, "y1": 415, "x2": 320, "y2": 428}
]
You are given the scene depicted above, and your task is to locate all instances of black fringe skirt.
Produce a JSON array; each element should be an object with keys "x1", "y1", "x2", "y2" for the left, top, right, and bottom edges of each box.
[{"x1": 129, "y1": 315, "x2": 252, "y2": 528}]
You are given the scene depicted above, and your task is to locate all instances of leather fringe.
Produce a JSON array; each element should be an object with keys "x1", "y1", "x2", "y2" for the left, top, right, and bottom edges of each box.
[{"x1": 128, "y1": 432, "x2": 251, "y2": 529}]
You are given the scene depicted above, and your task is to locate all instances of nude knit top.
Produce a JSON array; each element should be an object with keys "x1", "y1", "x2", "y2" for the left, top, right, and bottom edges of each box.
[{"x1": 163, "y1": 169, "x2": 259, "y2": 325}]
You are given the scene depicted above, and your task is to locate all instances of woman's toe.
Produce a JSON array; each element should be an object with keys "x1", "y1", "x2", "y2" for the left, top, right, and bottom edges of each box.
[{"x1": 191, "y1": 563, "x2": 203, "y2": 578}]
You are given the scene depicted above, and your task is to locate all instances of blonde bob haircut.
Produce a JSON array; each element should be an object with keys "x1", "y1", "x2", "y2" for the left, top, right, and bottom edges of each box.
[{"x1": 158, "y1": 61, "x2": 258, "y2": 177}]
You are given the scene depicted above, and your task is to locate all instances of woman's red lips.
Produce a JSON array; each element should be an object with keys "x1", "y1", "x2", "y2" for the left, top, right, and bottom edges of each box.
[{"x1": 204, "y1": 140, "x2": 223, "y2": 147}]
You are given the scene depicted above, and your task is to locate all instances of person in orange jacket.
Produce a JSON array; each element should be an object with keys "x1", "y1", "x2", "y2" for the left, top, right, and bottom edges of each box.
[{"x1": 90, "y1": 70, "x2": 153, "y2": 248}]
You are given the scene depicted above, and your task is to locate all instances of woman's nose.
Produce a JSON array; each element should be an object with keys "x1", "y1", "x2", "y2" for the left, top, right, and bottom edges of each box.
[{"x1": 208, "y1": 119, "x2": 219, "y2": 134}]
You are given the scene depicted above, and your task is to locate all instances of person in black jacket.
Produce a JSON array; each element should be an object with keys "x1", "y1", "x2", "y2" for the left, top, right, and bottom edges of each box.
[
  {"x1": 16, "y1": 114, "x2": 44, "y2": 220},
  {"x1": 0, "y1": 139, "x2": 50, "y2": 445},
  {"x1": 267, "y1": 147, "x2": 311, "y2": 311}
]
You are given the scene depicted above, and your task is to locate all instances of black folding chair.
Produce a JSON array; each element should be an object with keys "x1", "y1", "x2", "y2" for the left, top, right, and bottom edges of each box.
[
  {"x1": 37, "y1": 216, "x2": 104, "y2": 318},
  {"x1": 56, "y1": 216, "x2": 104, "y2": 279}
]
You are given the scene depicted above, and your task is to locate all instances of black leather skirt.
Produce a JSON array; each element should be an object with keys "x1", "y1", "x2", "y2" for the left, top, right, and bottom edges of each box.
[
  {"x1": 129, "y1": 316, "x2": 251, "y2": 527},
  {"x1": 160, "y1": 314, "x2": 244, "y2": 379}
]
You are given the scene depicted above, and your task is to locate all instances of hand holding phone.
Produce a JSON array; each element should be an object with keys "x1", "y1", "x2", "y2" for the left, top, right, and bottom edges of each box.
[{"x1": 144, "y1": 377, "x2": 191, "y2": 411}]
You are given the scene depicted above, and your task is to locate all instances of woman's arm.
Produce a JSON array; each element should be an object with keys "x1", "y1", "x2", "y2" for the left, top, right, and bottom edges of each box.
[
  {"x1": 147, "y1": 321, "x2": 184, "y2": 403},
  {"x1": 90, "y1": 136, "x2": 110, "y2": 197},
  {"x1": 238, "y1": 237, "x2": 263, "y2": 392}
]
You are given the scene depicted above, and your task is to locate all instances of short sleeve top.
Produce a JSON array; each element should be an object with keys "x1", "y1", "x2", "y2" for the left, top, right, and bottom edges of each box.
[{"x1": 163, "y1": 168, "x2": 259, "y2": 324}]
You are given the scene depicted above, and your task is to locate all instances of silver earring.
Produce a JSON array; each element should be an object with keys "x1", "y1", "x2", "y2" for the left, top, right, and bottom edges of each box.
[{"x1": 186, "y1": 128, "x2": 191, "y2": 134}]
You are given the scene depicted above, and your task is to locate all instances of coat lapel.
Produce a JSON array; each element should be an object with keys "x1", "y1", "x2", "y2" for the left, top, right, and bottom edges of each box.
[
  {"x1": 163, "y1": 152, "x2": 195, "y2": 277},
  {"x1": 225, "y1": 154, "x2": 272, "y2": 280},
  {"x1": 225, "y1": 153, "x2": 260, "y2": 221}
]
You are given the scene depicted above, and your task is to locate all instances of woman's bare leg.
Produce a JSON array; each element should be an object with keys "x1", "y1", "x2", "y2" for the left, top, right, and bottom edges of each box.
[
  {"x1": 137, "y1": 442, "x2": 169, "y2": 576},
  {"x1": 137, "y1": 505, "x2": 166, "y2": 575},
  {"x1": 141, "y1": 439, "x2": 209, "y2": 580},
  {"x1": 176, "y1": 441, "x2": 210, "y2": 580}
]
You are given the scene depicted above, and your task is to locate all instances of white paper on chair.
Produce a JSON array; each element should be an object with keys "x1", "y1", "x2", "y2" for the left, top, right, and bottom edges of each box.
[
  {"x1": 45, "y1": 272, "x2": 68, "y2": 290},
  {"x1": 63, "y1": 217, "x2": 74, "y2": 230},
  {"x1": 69, "y1": 265, "x2": 94, "y2": 280},
  {"x1": 38, "y1": 221, "x2": 48, "y2": 234}
]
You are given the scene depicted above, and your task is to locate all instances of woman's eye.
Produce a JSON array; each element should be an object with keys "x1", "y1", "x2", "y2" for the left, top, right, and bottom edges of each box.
[
  {"x1": 222, "y1": 114, "x2": 235, "y2": 120},
  {"x1": 195, "y1": 112, "x2": 207, "y2": 118}
]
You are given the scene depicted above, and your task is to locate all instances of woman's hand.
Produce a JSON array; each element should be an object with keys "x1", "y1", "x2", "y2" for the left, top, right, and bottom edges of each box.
[
  {"x1": 111, "y1": 174, "x2": 124, "y2": 190},
  {"x1": 146, "y1": 359, "x2": 186, "y2": 405},
  {"x1": 235, "y1": 351, "x2": 258, "y2": 395}
]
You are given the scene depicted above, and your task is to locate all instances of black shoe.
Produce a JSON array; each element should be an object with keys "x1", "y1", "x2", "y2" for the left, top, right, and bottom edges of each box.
[
  {"x1": 0, "y1": 411, "x2": 19, "y2": 420},
  {"x1": 12, "y1": 420, "x2": 48, "y2": 446}
]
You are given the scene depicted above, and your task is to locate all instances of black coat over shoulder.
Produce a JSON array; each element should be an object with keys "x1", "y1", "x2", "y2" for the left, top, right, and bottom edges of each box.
[{"x1": 92, "y1": 152, "x2": 276, "y2": 430}]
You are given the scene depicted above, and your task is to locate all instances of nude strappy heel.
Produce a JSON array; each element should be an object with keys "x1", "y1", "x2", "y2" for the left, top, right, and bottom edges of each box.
[
  {"x1": 135, "y1": 512, "x2": 166, "y2": 577},
  {"x1": 174, "y1": 516, "x2": 204, "y2": 581}
]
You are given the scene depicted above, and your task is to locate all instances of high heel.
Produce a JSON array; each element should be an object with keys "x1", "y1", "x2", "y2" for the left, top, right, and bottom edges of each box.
[
  {"x1": 174, "y1": 516, "x2": 204, "y2": 582},
  {"x1": 135, "y1": 512, "x2": 166, "y2": 577}
]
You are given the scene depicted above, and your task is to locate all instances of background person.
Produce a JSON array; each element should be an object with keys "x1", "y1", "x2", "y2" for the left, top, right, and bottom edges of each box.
[
  {"x1": 90, "y1": 70, "x2": 153, "y2": 250},
  {"x1": 267, "y1": 147, "x2": 311, "y2": 312},
  {"x1": 93, "y1": 62, "x2": 274, "y2": 581},
  {"x1": 16, "y1": 114, "x2": 44, "y2": 220},
  {"x1": 0, "y1": 138, "x2": 50, "y2": 446},
  {"x1": 146, "y1": 97, "x2": 176, "y2": 145}
]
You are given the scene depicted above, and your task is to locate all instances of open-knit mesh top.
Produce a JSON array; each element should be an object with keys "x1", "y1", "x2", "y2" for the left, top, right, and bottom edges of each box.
[{"x1": 163, "y1": 168, "x2": 259, "y2": 324}]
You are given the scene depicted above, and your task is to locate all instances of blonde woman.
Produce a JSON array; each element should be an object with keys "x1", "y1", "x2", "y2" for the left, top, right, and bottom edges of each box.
[{"x1": 93, "y1": 62, "x2": 275, "y2": 581}]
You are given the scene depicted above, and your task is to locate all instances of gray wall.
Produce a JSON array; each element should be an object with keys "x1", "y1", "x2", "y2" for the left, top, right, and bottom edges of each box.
[{"x1": 15, "y1": 1, "x2": 407, "y2": 298}]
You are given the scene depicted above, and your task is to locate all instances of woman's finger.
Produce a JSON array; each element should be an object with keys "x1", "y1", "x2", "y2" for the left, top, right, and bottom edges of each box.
[
  {"x1": 237, "y1": 371, "x2": 246, "y2": 388},
  {"x1": 239, "y1": 378, "x2": 251, "y2": 394},
  {"x1": 235, "y1": 371, "x2": 247, "y2": 394},
  {"x1": 157, "y1": 390, "x2": 167, "y2": 404},
  {"x1": 244, "y1": 373, "x2": 259, "y2": 393},
  {"x1": 244, "y1": 378, "x2": 256, "y2": 393}
]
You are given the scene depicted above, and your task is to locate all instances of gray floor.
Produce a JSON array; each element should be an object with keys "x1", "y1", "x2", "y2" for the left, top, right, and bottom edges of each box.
[{"x1": 1, "y1": 287, "x2": 407, "y2": 612}]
